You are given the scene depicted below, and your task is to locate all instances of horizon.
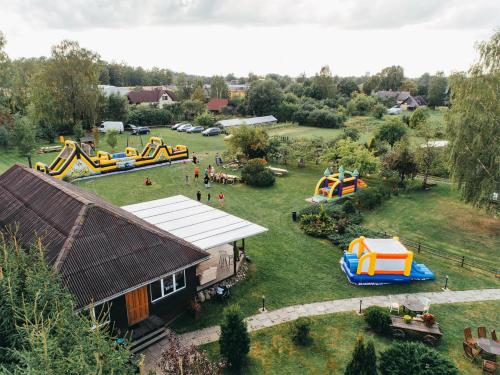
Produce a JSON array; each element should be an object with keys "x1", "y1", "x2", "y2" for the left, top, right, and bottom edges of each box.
[{"x1": 1, "y1": 0, "x2": 498, "y2": 78}]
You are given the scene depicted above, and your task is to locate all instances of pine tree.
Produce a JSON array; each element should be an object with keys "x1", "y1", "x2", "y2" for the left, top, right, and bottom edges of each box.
[
  {"x1": 364, "y1": 341, "x2": 378, "y2": 375},
  {"x1": 219, "y1": 305, "x2": 250, "y2": 370},
  {"x1": 345, "y1": 335, "x2": 366, "y2": 375}
]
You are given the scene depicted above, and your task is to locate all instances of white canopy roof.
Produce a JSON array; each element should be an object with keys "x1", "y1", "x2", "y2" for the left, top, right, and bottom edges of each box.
[
  {"x1": 216, "y1": 116, "x2": 277, "y2": 128},
  {"x1": 363, "y1": 238, "x2": 408, "y2": 254},
  {"x1": 122, "y1": 195, "x2": 268, "y2": 250}
]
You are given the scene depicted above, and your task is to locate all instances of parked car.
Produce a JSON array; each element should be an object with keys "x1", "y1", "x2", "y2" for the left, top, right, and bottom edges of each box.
[
  {"x1": 186, "y1": 126, "x2": 204, "y2": 133},
  {"x1": 202, "y1": 127, "x2": 221, "y2": 136},
  {"x1": 171, "y1": 123, "x2": 186, "y2": 130},
  {"x1": 131, "y1": 126, "x2": 151, "y2": 135},
  {"x1": 98, "y1": 121, "x2": 124, "y2": 134},
  {"x1": 177, "y1": 124, "x2": 193, "y2": 132},
  {"x1": 387, "y1": 106, "x2": 402, "y2": 115}
]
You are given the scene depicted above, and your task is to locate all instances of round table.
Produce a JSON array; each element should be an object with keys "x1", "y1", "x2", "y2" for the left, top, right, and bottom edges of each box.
[
  {"x1": 403, "y1": 296, "x2": 427, "y2": 314},
  {"x1": 477, "y1": 338, "x2": 500, "y2": 355}
]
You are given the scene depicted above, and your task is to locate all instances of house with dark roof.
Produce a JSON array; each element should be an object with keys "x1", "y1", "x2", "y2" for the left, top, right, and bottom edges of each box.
[
  {"x1": 207, "y1": 98, "x2": 229, "y2": 113},
  {"x1": 0, "y1": 164, "x2": 209, "y2": 338},
  {"x1": 127, "y1": 87, "x2": 177, "y2": 107},
  {"x1": 375, "y1": 90, "x2": 427, "y2": 111}
]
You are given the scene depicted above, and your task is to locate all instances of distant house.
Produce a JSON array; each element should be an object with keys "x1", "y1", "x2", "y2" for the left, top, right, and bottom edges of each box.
[
  {"x1": 207, "y1": 98, "x2": 229, "y2": 113},
  {"x1": 127, "y1": 88, "x2": 177, "y2": 107},
  {"x1": 228, "y1": 83, "x2": 250, "y2": 99},
  {"x1": 375, "y1": 90, "x2": 426, "y2": 111},
  {"x1": 216, "y1": 115, "x2": 278, "y2": 129}
]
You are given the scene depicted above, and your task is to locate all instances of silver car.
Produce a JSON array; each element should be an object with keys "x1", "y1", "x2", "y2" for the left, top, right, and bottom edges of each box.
[
  {"x1": 177, "y1": 124, "x2": 193, "y2": 132},
  {"x1": 186, "y1": 126, "x2": 204, "y2": 133}
]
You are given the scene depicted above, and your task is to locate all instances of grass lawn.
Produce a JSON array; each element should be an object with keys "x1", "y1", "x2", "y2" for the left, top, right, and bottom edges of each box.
[
  {"x1": 2, "y1": 126, "x2": 497, "y2": 334},
  {"x1": 202, "y1": 300, "x2": 500, "y2": 375}
]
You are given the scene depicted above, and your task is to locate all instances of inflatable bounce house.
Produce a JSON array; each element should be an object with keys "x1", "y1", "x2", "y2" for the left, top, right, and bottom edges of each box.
[
  {"x1": 36, "y1": 136, "x2": 189, "y2": 180},
  {"x1": 341, "y1": 236, "x2": 435, "y2": 285},
  {"x1": 312, "y1": 166, "x2": 367, "y2": 203}
]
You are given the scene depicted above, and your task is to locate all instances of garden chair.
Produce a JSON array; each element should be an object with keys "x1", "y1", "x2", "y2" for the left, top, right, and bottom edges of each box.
[
  {"x1": 478, "y1": 326, "x2": 487, "y2": 339},
  {"x1": 464, "y1": 327, "x2": 477, "y2": 346},
  {"x1": 463, "y1": 341, "x2": 481, "y2": 363},
  {"x1": 482, "y1": 360, "x2": 498, "y2": 374},
  {"x1": 491, "y1": 330, "x2": 498, "y2": 343},
  {"x1": 422, "y1": 297, "x2": 431, "y2": 314},
  {"x1": 388, "y1": 295, "x2": 400, "y2": 314}
]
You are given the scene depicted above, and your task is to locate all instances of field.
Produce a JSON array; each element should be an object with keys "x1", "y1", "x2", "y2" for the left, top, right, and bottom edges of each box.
[
  {"x1": 1, "y1": 117, "x2": 498, "y2": 336},
  {"x1": 202, "y1": 301, "x2": 500, "y2": 375}
]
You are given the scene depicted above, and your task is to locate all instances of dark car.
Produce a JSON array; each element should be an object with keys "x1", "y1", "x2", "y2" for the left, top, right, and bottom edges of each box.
[
  {"x1": 186, "y1": 125, "x2": 204, "y2": 133},
  {"x1": 131, "y1": 126, "x2": 151, "y2": 135},
  {"x1": 202, "y1": 127, "x2": 221, "y2": 136}
]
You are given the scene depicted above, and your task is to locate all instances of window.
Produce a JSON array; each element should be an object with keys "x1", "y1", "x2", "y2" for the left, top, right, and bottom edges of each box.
[
  {"x1": 82, "y1": 302, "x2": 110, "y2": 330},
  {"x1": 150, "y1": 270, "x2": 186, "y2": 303}
]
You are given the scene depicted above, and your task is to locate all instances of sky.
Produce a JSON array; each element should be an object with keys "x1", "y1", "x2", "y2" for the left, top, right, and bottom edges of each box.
[{"x1": 0, "y1": 0, "x2": 498, "y2": 78}]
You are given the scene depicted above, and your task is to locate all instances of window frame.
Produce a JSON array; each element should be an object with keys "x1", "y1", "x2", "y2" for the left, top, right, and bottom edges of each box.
[
  {"x1": 84, "y1": 302, "x2": 111, "y2": 330},
  {"x1": 150, "y1": 269, "x2": 187, "y2": 303}
]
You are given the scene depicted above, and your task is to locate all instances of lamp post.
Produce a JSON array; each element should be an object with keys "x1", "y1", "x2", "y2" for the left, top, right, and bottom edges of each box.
[
  {"x1": 358, "y1": 299, "x2": 363, "y2": 315},
  {"x1": 443, "y1": 275, "x2": 449, "y2": 291},
  {"x1": 261, "y1": 295, "x2": 266, "y2": 313}
]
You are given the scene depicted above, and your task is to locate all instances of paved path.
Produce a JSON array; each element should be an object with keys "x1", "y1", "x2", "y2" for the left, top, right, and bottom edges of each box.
[{"x1": 142, "y1": 288, "x2": 500, "y2": 372}]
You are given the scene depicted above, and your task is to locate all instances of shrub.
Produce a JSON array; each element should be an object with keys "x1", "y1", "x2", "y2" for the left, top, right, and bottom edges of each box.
[
  {"x1": 299, "y1": 213, "x2": 335, "y2": 238},
  {"x1": 353, "y1": 187, "x2": 391, "y2": 210},
  {"x1": 219, "y1": 305, "x2": 250, "y2": 370},
  {"x1": 0, "y1": 125, "x2": 11, "y2": 148},
  {"x1": 364, "y1": 306, "x2": 392, "y2": 334},
  {"x1": 371, "y1": 103, "x2": 386, "y2": 119},
  {"x1": 106, "y1": 129, "x2": 118, "y2": 150},
  {"x1": 379, "y1": 342, "x2": 458, "y2": 375},
  {"x1": 291, "y1": 318, "x2": 312, "y2": 346},
  {"x1": 345, "y1": 336, "x2": 377, "y2": 375},
  {"x1": 194, "y1": 111, "x2": 214, "y2": 127},
  {"x1": 241, "y1": 160, "x2": 275, "y2": 187}
]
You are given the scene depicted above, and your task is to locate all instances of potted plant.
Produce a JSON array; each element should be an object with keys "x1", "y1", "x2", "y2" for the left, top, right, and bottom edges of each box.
[
  {"x1": 403, "y1": 315, "x2": 412, "y2": 324},
  {"x1": 422, "y1": 313, "x2": 436, "y2": 327}
]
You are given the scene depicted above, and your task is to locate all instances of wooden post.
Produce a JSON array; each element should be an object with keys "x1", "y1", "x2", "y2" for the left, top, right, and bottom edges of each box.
[
  {"x1": 242, "y1": 238, "x2": 245, "y2": 251},
  {"x1": 417, "y1": 243, "x2": 421, "y2": 253},
  {"x1": 233, "y1": 241, "x2": 238, "y2": 275},
  {"x1": 461, "y1": 256, "x2": 465, "y2": 267}
]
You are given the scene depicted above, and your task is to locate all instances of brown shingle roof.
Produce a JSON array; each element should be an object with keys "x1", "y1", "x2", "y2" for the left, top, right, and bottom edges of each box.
[
  {"x1": 207, "y1": 98, "x2": 229, "y2": 111},
  {"x1": 0, "y1": 164, "x2": 209, "y2": 309},
  {"x1": 127, "y1": 88, "x2": 177, "y2": 104}
]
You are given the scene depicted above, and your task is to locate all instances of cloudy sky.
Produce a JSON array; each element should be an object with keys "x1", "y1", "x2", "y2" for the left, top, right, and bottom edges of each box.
[{"x1": 0, "y1": 0, "x2": 498, "y2": 77}]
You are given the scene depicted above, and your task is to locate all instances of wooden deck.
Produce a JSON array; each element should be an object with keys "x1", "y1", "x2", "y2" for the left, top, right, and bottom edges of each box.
[{"x1": 196, "y1": 244, "x2": 244, "y2": 291}]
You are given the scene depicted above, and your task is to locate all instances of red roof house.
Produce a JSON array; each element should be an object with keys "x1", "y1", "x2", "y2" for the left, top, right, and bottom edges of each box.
[{"x1": 207, "y1": 98, "x2": 229, "y2": 113}]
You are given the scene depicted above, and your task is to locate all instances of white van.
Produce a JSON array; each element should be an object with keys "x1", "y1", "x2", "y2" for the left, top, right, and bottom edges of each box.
[{"x1": 99, "y1": 121, "x2": 124, "y2": 133}]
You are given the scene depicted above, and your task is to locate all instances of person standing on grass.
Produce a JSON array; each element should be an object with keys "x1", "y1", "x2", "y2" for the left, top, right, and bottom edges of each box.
[
  {"x1": 185, "y1": 175, "x2": 189, "y2": 185},
  {"x1": 194, "y1": 165, "x2": 200, "y2": 181},
  {"x1": 204, "y1": 174, "x2": 210, "y2": 189},
  {"x1": 218, "y1": 192, "x2": 225, "y2": 207},
  {"x1": 207, "y1": 193, "x2": 212, "y2": 205},
  {"x1": 196, "y1": 191, "x2": 201, "y2": 202},
  {"x1": 192, "y1": 154, "x2": 198, "y2": 164}
]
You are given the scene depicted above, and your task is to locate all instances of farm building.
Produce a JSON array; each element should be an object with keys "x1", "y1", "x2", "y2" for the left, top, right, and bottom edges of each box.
[{"x1": 216, "y1": 115, "x2": 278, "y2": 129}]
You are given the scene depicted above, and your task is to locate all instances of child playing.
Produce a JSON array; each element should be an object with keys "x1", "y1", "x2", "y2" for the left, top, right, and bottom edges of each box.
[
  {"x1": 207, "y1": 193, "x2": 212, "y2": 205},
  {"x1": 204, "y1": 175, "x2": 210, "y2": 188},
  {"x1": 144, "y1": 177, "x2": 152, "y2": 186},
  {"x1": 196, "y1": 191, "x2": 202, "y2": 202},
  {"x1": 218, "y1": 192, "x2": 225, "y2": 207},
  {"x1": 194, "y1": 166, "x2": 200, "y2": 181}
]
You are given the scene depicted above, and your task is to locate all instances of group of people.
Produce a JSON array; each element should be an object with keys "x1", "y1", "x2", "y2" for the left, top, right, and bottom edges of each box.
[
  {"x1": 196, "y1": 190, "x2": 225, "y2": 207},
  {"x1": 189, "y1": 164, "x2": 229, "y2": 187}
]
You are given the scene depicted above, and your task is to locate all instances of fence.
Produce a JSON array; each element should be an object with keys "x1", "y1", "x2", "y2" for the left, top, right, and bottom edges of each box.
[{"x1": 377, "y1": 230, "x2": 499, "y2": 277}]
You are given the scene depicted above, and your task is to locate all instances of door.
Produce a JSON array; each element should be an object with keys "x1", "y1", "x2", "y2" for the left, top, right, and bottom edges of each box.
[{"x1": 125, "y1": 286, "x2": 149, "y2": 326}]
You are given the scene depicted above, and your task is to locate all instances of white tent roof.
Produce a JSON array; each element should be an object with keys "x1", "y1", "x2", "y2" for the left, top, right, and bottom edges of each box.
[
  {"x1": 363, "y1": 238, "x2": 408, "y2": 254},
  {"x1": 122, "y1": 195, "x2": 268, "y2": 250},
  {"x1": 216, "y1": 116, "x2": 277, "y2": 128}
]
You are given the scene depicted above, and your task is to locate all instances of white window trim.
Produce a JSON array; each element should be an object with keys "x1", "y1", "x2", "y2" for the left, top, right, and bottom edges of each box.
[
  {"x1": 150, "y1": 270, "x2": 186, "y2": 303},
  {"x1": 87, "y1": 303, "x2": 110, "y2": 330}
]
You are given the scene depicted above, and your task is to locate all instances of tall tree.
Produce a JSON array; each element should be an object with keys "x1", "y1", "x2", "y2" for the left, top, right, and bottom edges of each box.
[
  {"x1": 415, "y1": 121, "x2": 440, "y2": 188},
  {"x1": 417, "y1": 72, "x2": 431, "y2": 96},
  {"x1": 382, "y1": 138, "x2": 418, "y2": 185},
  {"x1": 427, "y1": 72, "x2": 448, "y2": 108},
  {"x1": 400, "y1": 79, "x2": 418, "y2": 95},
  {"x1": 345, "y1": 336, "x2": 366, "y2": 375},
  {"x1": 309, "y1": 65, "x2": 336, "y2": 100},
  {"x1": 29, "y1": 40, "x2": 101, "y2": 132},
  {"x1": 219, "y1": 305, "x2": 250, "y2": 370},
  {"x1": 362, "y1": 75, "x2": 380, "y2": 95},
  {"x1": 446, "y1": 31, "x2": 499, "y2": 208},
  {"x1": 210, "y1": 75, "x2": 229, "y2": 99},
  {"x1": 378, "y1": 66, "x2": 404, "y2": 90},
  {"x1": 103, "y1": 93, "x2": 128, "y2": 122},
  {"x1": 13, "y1": 115, "x2": 37, "y2": 167},
  {"x1": 375, "y1": 118, "x2": 408, "y2": 147},
  {"x1": 246, "y1": 79, "x2": 283, "y2": 116},
  {"x1": 338, "y1": 78, "x2": 359, "y2": 97}
]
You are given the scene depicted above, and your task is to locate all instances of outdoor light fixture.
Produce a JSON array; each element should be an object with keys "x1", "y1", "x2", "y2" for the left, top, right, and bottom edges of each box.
[
  {"x1": 262, "y1": 295, "x2": 266, "y2": 312},
  {"x1": 359, "y1": 299, "x2": 363, "y2": 314},
  {"x1": 443, "y1": 275, "x2": 449, "y2": 290}
]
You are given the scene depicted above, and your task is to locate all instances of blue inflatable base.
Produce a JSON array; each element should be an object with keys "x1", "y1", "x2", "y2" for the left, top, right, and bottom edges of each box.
[{"x1": 340, "y1": 254, "x2": 435, "y2": 286}]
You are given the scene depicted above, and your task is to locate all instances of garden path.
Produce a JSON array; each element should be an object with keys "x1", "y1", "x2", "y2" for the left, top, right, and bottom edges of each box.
[{"x1": 142, "y1": 288, "x2": 500, "y2": 372}]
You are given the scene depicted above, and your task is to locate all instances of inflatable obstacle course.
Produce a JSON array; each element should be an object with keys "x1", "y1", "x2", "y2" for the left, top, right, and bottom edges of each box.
[
  {"x1": 312, "y1": 166, "x2": 367, "y2": 203},
  {"x1": 341, "y1": 236, "x2": 435, "y2": 285},
  {"x1": 36, "y1": 136, "x2": 189, "y2": 180}
]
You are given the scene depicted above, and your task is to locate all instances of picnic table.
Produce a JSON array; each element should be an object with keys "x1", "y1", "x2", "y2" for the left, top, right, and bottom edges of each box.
[
  {"x1": 477, "y1": 338, "x2": 500, "y2": 356},
  {"x1": 390, "y1": 316, "x2": 442, "y2": 346},
  {"x1": 38, "y1": 145, "x2": 63, "y2": 154},
  {"x1": 267, "y1": 166, "x2": 288, "y2": 176},
  {"x1": 403, "y1": 295, "x2": 428, "y2": 314},
  {"x1": 225, "y1": 174, "x2": 239, "y2": 184}
]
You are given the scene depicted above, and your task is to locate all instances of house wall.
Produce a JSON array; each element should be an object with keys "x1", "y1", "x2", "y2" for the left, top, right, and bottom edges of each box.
[{"x1": 107, "y1": 265, "x2": 197, "y2": 332}]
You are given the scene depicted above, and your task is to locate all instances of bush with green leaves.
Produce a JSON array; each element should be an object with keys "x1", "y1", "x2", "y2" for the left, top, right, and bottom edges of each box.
[
  {"x1": 299, "y1": 212, "x2": 336, "y2": 238},
  {"x1": 127, "y1": 105, "x2": 174, "y2": 126},
  {"x1": 371, "y1": 103, "x2": 386, "y2": 119},
  {"x1": 329, "y1": 224, "x2": 386, "y2": 250},
  {"x1": 241, "y1": 159, "x2": 275, "y2": 187},
  {"x1": 379, "y1": 342, "x2": 458, "y2": 375},
  {"x1": 194, "y1": 111, "x2": 214, "y2": 127},
  {"x1": 353, "y1": 187, "x2": 391, "y2": 210},
  {"x1": 106, "y1": 129, "x2": 118, "y2": 150},
  {"x1": 364, "y1": 306, "x2": 392, "y2": 334},
  {"x1": 291, "y1": 318, "x2": 312, "y2": 346},
  {"x1": 0, "y1": 125, "x2": 11, "y2": 147},
  {"x1": 219, "y1": 305, "x2": 250, "y2": 370}
]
